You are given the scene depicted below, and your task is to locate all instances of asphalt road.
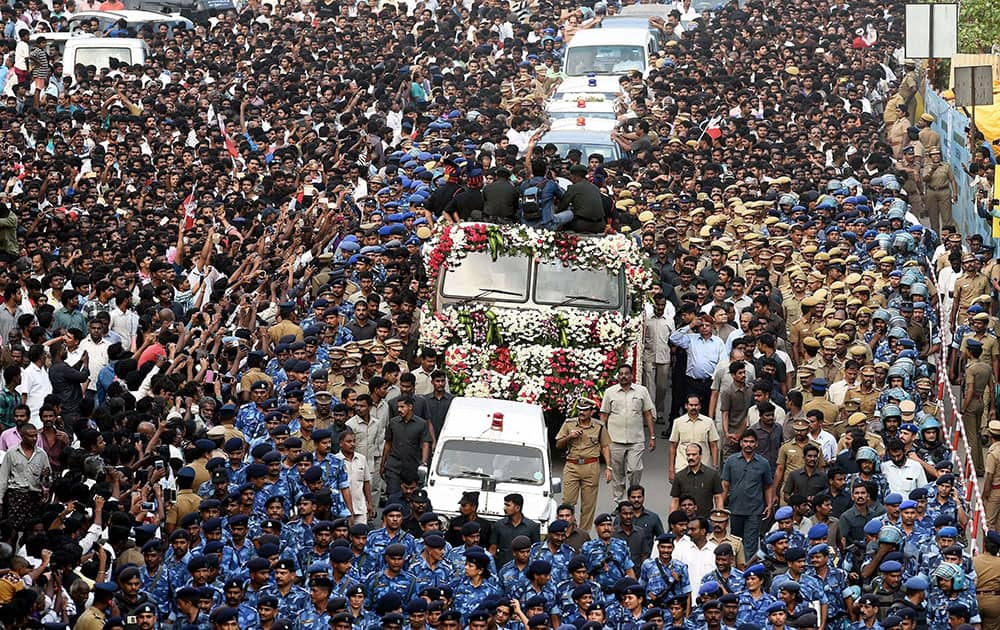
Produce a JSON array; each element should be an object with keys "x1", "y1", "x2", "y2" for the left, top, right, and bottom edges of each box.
[{"x1": 551, "y1": 418, "x2": 674, "y2": 529}]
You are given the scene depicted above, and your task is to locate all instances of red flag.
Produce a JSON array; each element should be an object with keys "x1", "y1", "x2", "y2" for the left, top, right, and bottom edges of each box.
[
  {"x1": 705, "y1": 116, "x2": 722, "y2": 139},
  {"x1": 181, "y1": 185, "x2": 197, "y2": 230},
  {"x1": 219, "y1": 118, "x2": 240, "y2": 159}
]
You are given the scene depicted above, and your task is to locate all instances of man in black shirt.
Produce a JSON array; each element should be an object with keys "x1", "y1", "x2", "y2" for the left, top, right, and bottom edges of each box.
[
  {"x1": 380, "y1": 396, "x2": 432, "y2": 496},
  {"x1": 482, "y1": 168, "x2": 518, "y2": 223},
  {"x1": 559, "y1": 165, "x2": 605, "y2": 233}
]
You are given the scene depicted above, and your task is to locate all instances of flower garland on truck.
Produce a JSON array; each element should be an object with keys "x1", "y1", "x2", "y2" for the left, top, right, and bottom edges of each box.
[{"x1": 420, "y1": 223, "x2": 653, "y2": 409}]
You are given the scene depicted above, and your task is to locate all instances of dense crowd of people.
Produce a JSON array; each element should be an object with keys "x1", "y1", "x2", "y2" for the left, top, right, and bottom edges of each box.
[{"x1": 0, "y1": 0, "x2": 995, "y2": 628}]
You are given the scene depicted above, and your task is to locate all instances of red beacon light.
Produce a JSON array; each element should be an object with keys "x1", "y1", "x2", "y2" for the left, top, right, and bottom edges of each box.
[
  {"x1": 491, "y1": 412, "x2": 504, "y2": 431},
  {"x1": 577, "y1": 98, "x2": 586, "y2": 108},
  {"x1": 576, "y1": 117, "x2": 586, "y2": 127}
]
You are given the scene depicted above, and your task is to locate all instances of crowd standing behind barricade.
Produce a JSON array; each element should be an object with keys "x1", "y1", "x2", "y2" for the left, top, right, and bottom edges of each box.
[{"x1": 0, "y1": 0, "x2": 996, "y2": 628}]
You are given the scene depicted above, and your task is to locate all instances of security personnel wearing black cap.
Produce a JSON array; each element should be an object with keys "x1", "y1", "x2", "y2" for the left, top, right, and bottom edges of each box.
[
  {"x1": 133, "y1": 602, "x2": 157, "y2": 630},
  {"x1": 445, "y1": 491, "x2": 493, "y2": 549},
  {"x1": 257, "y1": 558, "x2": 310, "y2": 620},
  {"x1": 172, "y1": 586, "x2": 211, "y2": 629},
  {"x1": 113, "y1": 565, "x2": 153, "y2": 618}
]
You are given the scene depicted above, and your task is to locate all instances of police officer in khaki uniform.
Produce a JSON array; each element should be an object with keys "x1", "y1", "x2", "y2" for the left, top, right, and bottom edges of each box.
[
  {"x1": 803, "y1": 378, "x2": 843, "y2": 439},
  {"x1": 774, "y1": 418, "x2": 823, "y2": 504},
  {"x1": 708, "y1": 508, "x2": 746, "y2": 569},
  {"x1": 985, "y1": 422, "x2": 1000, "y2": 533},
  {"x1": 962, "y1": 312, "x2": 1000, "y2": 381},
  {"x1": 268, "y1": 302, "x2": 305, "y2": 344},
  {"x1": 975, "y1": 529, "x2": 1000, "y2": 630},
  {"x1": 789, "y1": 297, "x2": 822, "y2": 365},
  {"x1": 74, "y1": 582, "x2": 117, "y2": 630},
  {"x1": 917, "y1": 112, "x2": 941, "y2": 151},
  {"x1": 963, "y1": 338, "x2": 994, "y2": 477},
  {"x1": 922, "y1": 147, "x2": 956, "y2": 231},
  {"x1": 847, "y1": 365, "x2": 881, "y2": 418},
  {"x1": 555, "y1": 397, "x2": 612, "y2": 532},
  {"x1": 838, "y1": 412, "x2": 886, "y2": 457},
  {"x1": 807, "y1": 338, "x2": 844, "y2": 384},
  {"x1": 165, "y1": 466, "x2": 202, "y2": 533}
]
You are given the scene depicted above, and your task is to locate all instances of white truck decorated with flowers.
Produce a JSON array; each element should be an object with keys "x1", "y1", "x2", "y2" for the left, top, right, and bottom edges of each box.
[{"x1": 419, "y1": 223, "x2": 652, "y2": 412}]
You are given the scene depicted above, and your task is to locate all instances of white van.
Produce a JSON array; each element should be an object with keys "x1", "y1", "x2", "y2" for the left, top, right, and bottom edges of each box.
[
  {"x1": 563, "y1": 28, "x2": 657, "y2": 78},
  {"x1": 62, "y1": 38, "x2": 149, "y2": 78},
  {"x1": 423, "y1": 397, "x2": 560, "y2": 531},
  {"x1": 546, "y1": 91, "x2": 619, "y2": 122}
]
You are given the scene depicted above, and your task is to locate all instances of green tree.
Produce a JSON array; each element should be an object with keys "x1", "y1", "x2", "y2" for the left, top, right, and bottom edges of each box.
[{"x1": 959, "y1": 0, "x2": 1000, "y2": 53}]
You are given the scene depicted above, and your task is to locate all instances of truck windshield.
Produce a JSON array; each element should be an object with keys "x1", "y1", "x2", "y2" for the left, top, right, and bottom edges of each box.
[
  {"x1": 565, "y1": 45, "x2": 646, "y2": 75},
  {"x1": 440, "y1": 252, "x2": 529, "y2": 302},
  {"x1": 436, "y1": 440, "x2": 545, "y2": 485},
  {"x1": 534, "y1": 262, "x2": 623, "y2": 310}
]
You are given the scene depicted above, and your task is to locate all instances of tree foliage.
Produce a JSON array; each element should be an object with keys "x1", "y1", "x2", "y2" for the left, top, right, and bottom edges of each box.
[{"x1": 959, "y1": 0, "x2": 1000, "y2": 53}]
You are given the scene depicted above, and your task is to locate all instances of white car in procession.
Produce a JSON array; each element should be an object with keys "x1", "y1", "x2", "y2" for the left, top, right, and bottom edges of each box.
[{"x1": 423, "y1": 397, "x2": 560, "y2": 532}]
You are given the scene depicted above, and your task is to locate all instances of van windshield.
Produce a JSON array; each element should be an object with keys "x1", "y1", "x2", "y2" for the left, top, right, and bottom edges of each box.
[
  {"x1": 441, "y1": 252, "x2": 529, "y2": 302},
  {"x1": 436, "y1": 440, "x2": 545, "y2": 485},
  {"x1": 534, "y1": 262, "x2": 623, "y2": 310},
  {"x1": 565, "y1": 45, "x2": 645, "y2": 75},
  {"x1": 543, "y1": 140, "x2": 619, "y2": 160}
]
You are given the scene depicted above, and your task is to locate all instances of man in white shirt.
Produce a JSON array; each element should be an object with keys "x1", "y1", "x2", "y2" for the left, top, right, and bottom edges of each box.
[
  {"x1": 882, "y1": 439, "x2": 928, "y2": 495},
  {"x1": 600, "y1": 364, "x2": 655, "y2": 503},
  {"x1": 643, "y1": 293, "x2": 674, "y2": 423},
  {"x1": 805, "y1": 410, "x2": 837, "y2": 463},
  {"x1": 79, "y1": 320, "x2": 110, "y2": 393},
  {"x1": 672, "y1": 515, "x2": 717, "y2": 589},
  {"x1": 17, "y1": 345, "x2": 51, "y2": 426},
  {"x1": 109, "y1": 291, "x2": 139, "y2": 351},
  {"x1": 335, "y1": 429, "x2": 372, "y2": 525}
]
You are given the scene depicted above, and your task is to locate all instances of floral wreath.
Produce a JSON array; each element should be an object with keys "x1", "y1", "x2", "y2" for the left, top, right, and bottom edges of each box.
[{"x1": 420, "y1": 223, "x2": 653, "y2": 409}]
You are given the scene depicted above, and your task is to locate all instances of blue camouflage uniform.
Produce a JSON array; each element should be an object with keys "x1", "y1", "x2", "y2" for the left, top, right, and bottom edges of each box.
[
  {"x1": 170, "y1": 610, "x2": 210, "y2": 629},
  {"x1": 257, "y1": 583, "x2": 311, "y2": 621},
  {"x1": 237, "y1": 604, "x2": 258, "y2": 628},
  {"x1": 702, "y1": 568, "x2": 745, "y2": 594},
  {"x1": 446, "y1": 546, "x2": 497, "y2": 580},
  {"x1": 770, "y1": 572, "x2": 829, "y2": 610},
  {"x1": 450, "y1": 577, "x2": 503, "y2": 621},
  {"x1": 330, "y1": 573, "x2": 360, "y2": 599},
  {"x1": 315, "y1": 455, "x2": 353, "y2": 518},
  {"x1": 556, "y1": 579, "x2": 603, "y2": 616},
  {"x1": 926, "y1": 587, "x2": 981, "y2": 630},
  {"x1": 737, "y1": 591, "x2": 777, "y2": 627},
  {"x1": 365, "y1": 529, "x2": 417, "y2": 573},
  {"x1": 139, "y1": 564, "x2": 172, "y2": 618},
  {"x1": 513, "y1": 582, "x2": 562, "y2": 618},
  {"x1": 581, "y1": 538, "x2": 635, "y2": 597},
  {"x1": 366, "y1": 569, "x2": 417, "y2": 607},
  {"x1": 808, "y1": 566, "x2": 850, "y2": 627},
  {"x1": 298, "y1": 605, "x2": 331, "y2": 629},
  {"x1": 498, "y1": 561, "x2": 530, "y2": 598},
  {"x1": 236, "y1": 403, "x2": 267, "y2": 440},
  {"x1": 410, "y1": 557, "x2": 455, "y2": 591},
  {"x1": 638, "y1": 557, "x2": 691, "y2": 606},
  {"x1": 528, "y1": 542, "x2": 576, "y2": 585}
]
